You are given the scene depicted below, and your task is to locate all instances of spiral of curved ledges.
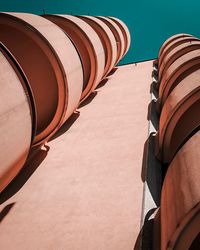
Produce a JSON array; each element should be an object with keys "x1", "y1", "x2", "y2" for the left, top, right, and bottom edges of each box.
[
  {"x1": 96, "y1": 16, "x2": 126, "y2": 64},
  {"x1": 0, "y1": 12, "x2": 131, "y2": 192},
  {"x1": 43, "y1": 14, "x2": 105, "y2": 101},
  {"x1": 157, "y1": 68, "x2": 200, "y2": 163},
  {"x1": 161, "y1": 130, "x2": 200, "y2": 250},
  {"x1": 0, "y1": 12, "x2": 84, "y2": 146},
  {"x1": 156, "y1": 33, "x2": 200, "y2": 249},
  {"x1": 159, "y1": 48, "x2": 200, "y2": 109},
  {"x1": 156, "y1": 34, "x2": 200, "y2": 164},
  {"x1": 78, "y1": 15, "x2": 117, "y2": 77},
  {"x1": 158, "y1": 33, "x2": 193, "y2": 63}
]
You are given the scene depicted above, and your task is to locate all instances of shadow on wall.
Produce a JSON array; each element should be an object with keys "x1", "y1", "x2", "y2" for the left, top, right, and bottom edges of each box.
[
  {"x1": 0, "y1": 202, "x2": 15, "y2": 223},
  {"x1": 78, "y1": 91, "x2": 98, "y2": 108},
  {"x1": 134, "y1": 208, "x2": 155, "y2": 250},
  {"x1": 79, "y1": 70, "x2": 118, "y2": 108},
  {"x1": 79, "y1": 68, "x2": 118, "y2": 107},
  {"x1": 136, "y1": 70, "x2": 162, "y2": 249},
  {"x1": 0, "y1": 145, "x2": 49, "y2": 205},
  {"x1": 0, "y1": 70, "x2": 114, "y2": 203},
  {"x1": 106, "y1": 67, "x2": 118, "y2": 77},
  {"x1": 0, "y1": 110, "x2": 82, "y2": 204},
  {"x1": 49, "y1": 111, "x2": 80, "y2": 141},
  {"x1": 141, "y1": 74, "x2": 162, "y2": 206},
  {"x1": 134, "y1": 208, "x2": 160, "y2": 250},
  {"x1": 95, "y1": 78, "x2": 109, "y2": 90},
  {"x1": 141, "y1": 131, "x2": 161, "y2": 207}
]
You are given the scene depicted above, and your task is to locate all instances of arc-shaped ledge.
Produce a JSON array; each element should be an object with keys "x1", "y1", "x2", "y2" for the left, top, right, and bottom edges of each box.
[
  {"x1": 108, "y1": 16, "x2": 131, "y2": 57},
  {"x1": 0, "y1": 43, "x2": 35, "y2": 192},
  {"x1": 158, "y1": 33, "x2": 193, "y2": 62},
  {"x1": 156, "y1": 68, "x2": 200, "y2": 163},
  {"x1": 158, "y1": 49, "x2": 200, "y2": 108},
  {"x1": 158, "y1": 36, "x2": 200, "y2": 71},
  {"x1": 0, "y1": 12, "x2": 83, "y2": 145},
  {"x1": 97, "y1": 16, "x2": 125, "y2": 65},
  {"x1": 0, "y1": 12, "x2": 131, "y2": 193},
  {"x1": 161, "y1": 130, "x2": 200, "y2": 249},
  {"x1": 159, "y1": 41, "x2": 200, "y2": 81},
  {"x1": 158, "y1": 36, "x2": 200, "y2": 70},
  {"x1": 44, "y1": 14, "x2": 105, "y2": 101},
  {"x1": 79, "y1": 15, "x2": 117, "y2": 77}
]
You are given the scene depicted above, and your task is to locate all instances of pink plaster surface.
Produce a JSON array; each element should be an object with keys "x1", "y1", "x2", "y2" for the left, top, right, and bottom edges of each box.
[{"x1": 0, "y1": 61, "x2": 152, "y2": 250}]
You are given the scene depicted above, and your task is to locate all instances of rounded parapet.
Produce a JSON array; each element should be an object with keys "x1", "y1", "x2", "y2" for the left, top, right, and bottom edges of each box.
[
  {"x1": 0, "y1": 12, "x2": 83, "y2": 145},
  {"x1": 159, "y1": 41, "x2": 200, "y2": 82},
  {"x1": 108, "y1": 16, "x2": 131, "y2": 57},
  {"x1": 158, "y1": 36, "x2": 200, "y2": 70},
  {"x1": 157, "y1": 68, "x2": 200, "y2": 163},
  {"x1": 79, "y1": 15, "x2": 117, "y2": 77},
  {"x1": 158, "y1": 33, "x2": 193, "y2": 62},
  {"x1": 158, "y1": 49, "x2": 200, "y2": 109},
  {"x1": 161, "y1": 130, "x2": 200, "y2": 249},
  {"x1": 44, "y1": 14, "x2": 105, "y2": 101},
  {"x1": 0, "y1": 43, "x2": 35, "y2": 192},
  {"x1": 97, "y1": 16, "x2": 125, "y2": 64}
]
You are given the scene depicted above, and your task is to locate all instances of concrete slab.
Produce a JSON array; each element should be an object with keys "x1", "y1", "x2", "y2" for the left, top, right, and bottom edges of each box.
[{"x1": 0, "y1": 61, "x2": 153, "y2": 250}]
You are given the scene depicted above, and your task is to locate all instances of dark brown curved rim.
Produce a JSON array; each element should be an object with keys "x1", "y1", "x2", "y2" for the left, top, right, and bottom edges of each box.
[
  {"x1": 161, "y1": 172, "x2": 200, "y2": 249},
  {"x1": 97, "y1": 16, "x2": 122, "y2": 64},
  {"x1": 160, "y1": 88, "x2": 200, "y2": 163},
  {"x1": 158, "y1": 33, "x2": 193, "y2": 60},
  {"x1": 108, "y1": 17, "x2": 128, "y2": 56},
  {"x1": 0, "y1": 13, "x2": 71, "y2": 146},
  {"x1": 159, "y1": 43, "x2": 200, "y2": 81},
  {"x1": 0, "y1": 42, "x2": 37, "y2": 142},
  {"x1": 177, "y1": 123, "x2": 200, "y2": 155},
  {"x1": 158, "y1": 37, "x2": 199, "y2": 68},
  {"x1": 159, "y1": 56, "x2": 200, "y2": 108},
  {"x1": 161, "y1": 131, "x2": 200, "y2": 249},
  {"x1": 43, "y1": 14, "x2": 97, "y2": 100},
  {"x1": 174, "y1": 206, "x2": 200, "y2": 250},
  {"x1": 41, "y1": 14, "x2": 84, "y2": 90},
  {"x1": 160, "y1": 63, "x2": 200, "y2": 109},
  {"x1": 78, "y1": 15, "x2": 110, "y2": 77}
]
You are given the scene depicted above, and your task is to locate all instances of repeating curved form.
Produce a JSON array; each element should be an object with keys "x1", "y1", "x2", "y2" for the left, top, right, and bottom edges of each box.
[
  {"x1": 97, "y1": 16, "x2": 125, "y2": 64},
  {"x1": 159, "y1": 41, "x2": 200, "y2": 81},
  {"x1": 158, "y1": 49, "x2": 200, "y2": 108},
  {"x1": 108, "y1": 16, "x2": 131, "y2": 57},
  {"x1": 79, "y1": 15, "x2": 117, "y2": 77},
  {"x1": 161, "y1": 130, "x2": 200, "y2": 249},
  {"x1": 157, "y1": 68, "x2": 200, "y2": 163},
  {"x1": 0, "y1": 13, "x2": 131, "y2": 192},
  {"x1": 0, "y1": 12, "x2": 83, "y2": 145},
  {"x1": 158, "y1": 33, "x2": 193, "y2": 61},
  {"x1": 43, "y1": 14, "x2": 105, "y2": 101},
  {"x1": 0, "y1": 43, "x2": 36, "y2": 192},
  {"x1": 158, "y1": 36, "x2": 200, "y2": 70}
]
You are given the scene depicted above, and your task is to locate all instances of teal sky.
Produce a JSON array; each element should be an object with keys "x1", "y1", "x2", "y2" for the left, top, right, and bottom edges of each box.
[{"x1": 0, "y1": 0, "x2": 200, "y2": 65}]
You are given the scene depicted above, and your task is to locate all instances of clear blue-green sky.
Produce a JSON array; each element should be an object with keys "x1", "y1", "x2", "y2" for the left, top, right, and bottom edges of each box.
[{"x1": 1, "y1": 0, "x2": 200, "y2": 64}]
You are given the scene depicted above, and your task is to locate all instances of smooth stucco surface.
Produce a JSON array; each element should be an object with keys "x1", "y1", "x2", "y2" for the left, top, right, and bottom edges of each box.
[{"x1": 0, "y1": 61, "x2": 152, "y2": 250}]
